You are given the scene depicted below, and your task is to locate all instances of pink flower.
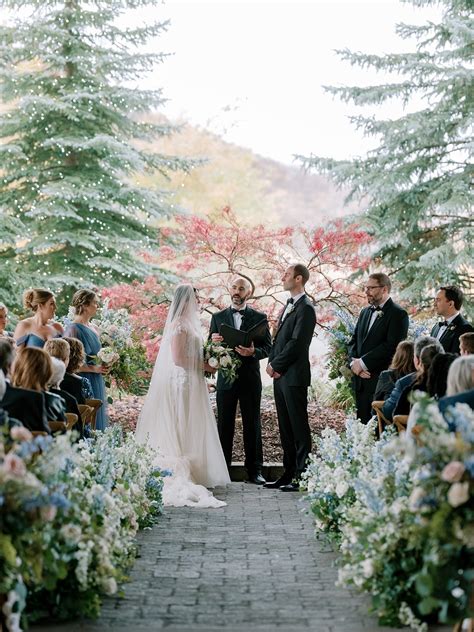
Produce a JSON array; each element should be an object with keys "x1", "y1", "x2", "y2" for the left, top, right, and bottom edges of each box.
[
  {"x1": 2, "y1": 453, "x2": 27, "y2": 478},
  {"x1": 441, "y1": 461, "x2": 465, "y2": 483},
  {"x1": 10, "y1": 426, "x2": 33, "y2": 442}
]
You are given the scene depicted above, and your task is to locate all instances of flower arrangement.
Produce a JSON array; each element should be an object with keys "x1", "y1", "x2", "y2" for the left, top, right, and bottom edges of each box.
[
  {"x1": 303, "y1": 395, "x2": 474, "y2": 630},
  {"x1": 0, "y1": 423, "x2": 164, "y2": 629},
  {"x1": 91, "y1": 299, "x2": 152, "y2": 396},
  {"x1": 203, "y1": 340, "x2": 241, "y2": 384},
  {"x1": 325, "y1": 308, "x2": 357, "y2": 411}
]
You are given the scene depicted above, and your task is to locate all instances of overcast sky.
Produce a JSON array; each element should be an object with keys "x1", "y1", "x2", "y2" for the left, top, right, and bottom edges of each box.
[{"x1": 143, "y1": 0, "x2": 441, "y2": 164}]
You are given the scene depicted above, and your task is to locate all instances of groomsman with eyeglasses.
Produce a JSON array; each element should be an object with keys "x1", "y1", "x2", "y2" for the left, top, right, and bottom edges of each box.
[
  {"x1": 431, "y1": 286, "x2": 473, "y2": 354},
  {"x1": 349, "y1": 273, "x2": 409, "y2": 423}
]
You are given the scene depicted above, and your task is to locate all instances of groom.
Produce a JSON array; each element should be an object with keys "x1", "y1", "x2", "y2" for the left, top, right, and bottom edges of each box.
[
  {"x1": 209, "y1": 277, "x2": 272, "y2": 484},
  {"x1": 265, "y1": 264, "x2": 316, "y2": 491}
]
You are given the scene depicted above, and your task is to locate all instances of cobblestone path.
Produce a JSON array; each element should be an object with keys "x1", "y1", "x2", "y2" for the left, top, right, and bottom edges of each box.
[{"x1": 34, "y1": 483, "x2": 450, "y2": 632}]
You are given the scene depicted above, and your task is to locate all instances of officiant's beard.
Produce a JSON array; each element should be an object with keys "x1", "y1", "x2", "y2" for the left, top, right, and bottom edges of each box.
[{"x1": 232, "y1": 294, "x2": 245, "y2": 306}]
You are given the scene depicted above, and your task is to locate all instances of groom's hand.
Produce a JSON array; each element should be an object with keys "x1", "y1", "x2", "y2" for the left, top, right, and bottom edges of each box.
[{"x1": 235, "y1": 342, "x2": 255, "y2": 357}]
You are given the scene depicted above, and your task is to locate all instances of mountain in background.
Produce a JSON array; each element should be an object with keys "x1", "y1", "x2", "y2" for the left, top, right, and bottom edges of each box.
[{"x1": 137, "y1": 115, "x2": 362, "y2": 225}]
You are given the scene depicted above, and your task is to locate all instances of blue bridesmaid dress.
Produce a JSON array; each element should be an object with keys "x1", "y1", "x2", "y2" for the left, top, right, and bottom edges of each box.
[
  {"x1": 65, "y1": 323, "x2": 107, "y2": 431},
  {"x1": 16, "y1": 333, "x2": 50, "y2": 348}
]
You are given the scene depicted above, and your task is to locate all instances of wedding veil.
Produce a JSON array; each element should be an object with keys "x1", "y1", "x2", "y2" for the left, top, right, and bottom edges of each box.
[{"x1": 135, "y1": 284, "x2": 229, "y2": 493}]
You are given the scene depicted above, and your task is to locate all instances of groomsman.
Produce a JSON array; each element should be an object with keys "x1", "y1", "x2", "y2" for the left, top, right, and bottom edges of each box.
[
  {"x1": 209, "y1": 278, "x2": 271, "y2": 484},
  {"x1": 265, "y1": 264, "x2": 316, "y2": 491},
  {"x1": 431, "y1": 286, "x2": 473, "y2": 354},
  {"x1": 349, "y1": 273, "x2": 409, "y2": 423}
]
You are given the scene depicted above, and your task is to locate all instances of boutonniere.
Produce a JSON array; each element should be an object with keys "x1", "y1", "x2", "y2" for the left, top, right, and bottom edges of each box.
[
  {"x1": 286, "y1": 304, "x2": 295, "y2": 316},
  {"x1": 449, "y1": 324, "x2": 456, "y2": 331},
  {"x1": 375, "y1": 310, "x2": 384, "y2": 319}
]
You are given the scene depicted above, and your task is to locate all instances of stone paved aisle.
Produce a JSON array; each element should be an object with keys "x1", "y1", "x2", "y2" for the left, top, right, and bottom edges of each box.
[{"x1": 34, "y1": 483, "x2": 450, "y2": 632}]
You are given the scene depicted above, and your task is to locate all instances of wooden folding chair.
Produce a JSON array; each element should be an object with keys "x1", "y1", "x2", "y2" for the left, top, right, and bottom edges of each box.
[
  {"x1": 393, "y1": 414, "x2": 409, "y2": 433},
  {"x1": 48, "y1": 420, "x2": 67, "y2": 434},
  {"x1": 65, "y1": 413, "x2": 78, "y2": 431},
  {"x1": 78, "y1": 404, "x2": 93, "y2": 428},
  {"x1": 85, "y1": 398, "x2": 102, "y2": 431},
  {"x1": 371, "y1": 401, "x2": 391, "y2": 437},
  {"x1": 31, "y1": 430, "x2": 48, "y2": 437}
]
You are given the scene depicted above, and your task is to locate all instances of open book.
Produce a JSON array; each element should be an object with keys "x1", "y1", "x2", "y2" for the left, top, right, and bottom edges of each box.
[{"x1": 219, "y1": 318, "x2": 268, "y2": 349}]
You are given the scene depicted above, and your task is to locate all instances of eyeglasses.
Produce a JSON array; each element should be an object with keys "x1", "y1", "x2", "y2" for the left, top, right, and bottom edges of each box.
[{"x1": 364, "y1": 285, "x2": 384, "y2": 291}]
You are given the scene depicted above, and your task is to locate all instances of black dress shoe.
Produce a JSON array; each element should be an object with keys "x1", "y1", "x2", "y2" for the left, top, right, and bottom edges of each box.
[
  {"x1": 264, "y1": 476, "x2": 292, "y2": 489},
  {"x1": 246, "y1": 473, "x2": 266, "y2": 485},
  {"x1": 280, "y1": 482, "x2": 301, "y2": 492}
]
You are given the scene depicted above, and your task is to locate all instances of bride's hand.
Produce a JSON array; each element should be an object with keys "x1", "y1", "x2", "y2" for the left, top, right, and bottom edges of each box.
[{"x1": 203, "y1": 362, "x2": 217, "y2": 374}]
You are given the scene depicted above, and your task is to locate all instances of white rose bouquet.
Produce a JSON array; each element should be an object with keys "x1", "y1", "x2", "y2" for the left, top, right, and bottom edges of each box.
[{"x1": 203, "y1": 340, "x2": 241, "y2": 384}]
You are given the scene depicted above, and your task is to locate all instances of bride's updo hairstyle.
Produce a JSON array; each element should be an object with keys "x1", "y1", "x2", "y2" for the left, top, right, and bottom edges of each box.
[
  {"x1": 170, "y1": 285, "x2": 197, "y2": 321},
  {"x1": 71, "y1": 289, "x2": 97, "y2": 315},
  {"x1": 23, "y1": 288, "x2": 54, "y2": 312}
]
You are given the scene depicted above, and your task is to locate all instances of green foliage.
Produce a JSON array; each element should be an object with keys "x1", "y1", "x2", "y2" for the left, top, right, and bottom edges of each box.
[
  {"x1": 299, "y1": 0, "x2": 474, "y2": 314},
  {"x1": 325, "y1": 309, "x2": 356, "y2": 412},
  {"x1": 0, "y1": 0, "x2": 194, "y2": 310}
]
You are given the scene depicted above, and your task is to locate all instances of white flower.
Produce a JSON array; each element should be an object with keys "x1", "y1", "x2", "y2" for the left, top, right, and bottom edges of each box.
[
  {"x1": 101, "y1": 577, "x2": 117, "y2": 595},
  {"x1": 97, "y1": 349, "x2": 120, "y2": 365},
  {"x1": 361, "y1": 558, "x2": 374, "y2": 578},
  {"x1": 208, "y1": 357, "x2": 218, "y2": 368},
  {"x1": 60, "y1": 524, "x2": 82, "y2": 544},
  {"x1": 220, "y1": 354, "x2": 231, "y2": 367},
  {"x1": 447, "y1": 482, "x2": 469, "y2": 508},
  {"x1": 335, "y1": 480, "x2": 349, "y2": 498},
  {"x1": 408, "y1": 486, "x2": 425, "y2": 511},
  {"x1": 451, "y1": 587, "x2": 465, "y2": 599}
]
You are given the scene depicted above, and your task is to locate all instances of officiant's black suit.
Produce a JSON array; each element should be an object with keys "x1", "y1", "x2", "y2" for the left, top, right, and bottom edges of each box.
[
  {"x1": 430, "y1": 314, "x2": 473, "y2": 354},
  {"x1": 269, "y1": 295, "x2": 316, "y2": 482},
  {"x1": 348, "y1": 298, "x2": 409, "y2": 423},
  {"x1": 209, "y1": 306, "x2": 271, "y2": 476}
]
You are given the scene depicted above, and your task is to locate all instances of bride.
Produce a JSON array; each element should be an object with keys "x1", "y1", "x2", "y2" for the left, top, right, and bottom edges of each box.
[{"x1": 135, "y1": 284, "x2": 230, "y2": 508}]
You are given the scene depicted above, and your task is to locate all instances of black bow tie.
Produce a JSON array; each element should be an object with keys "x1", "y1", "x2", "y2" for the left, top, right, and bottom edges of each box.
[
  {"x1": 231, "y1": 308, "x2": 245, "y2": 314},
  {"x1": 287, "y1": 298, "x2": 294, "y2": 305},
  {"x1": 438, "y1": 320, "x2": 449, "y2": 328},
  {"x1": 370, "y1": 306, "x2": 382, "y2": 312}
]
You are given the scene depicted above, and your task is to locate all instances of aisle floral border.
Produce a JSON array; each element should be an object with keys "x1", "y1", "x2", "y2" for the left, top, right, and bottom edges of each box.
[
  {"x1": 302, "y1": 396, "x2": 474, "y2": 631},
  {"x1": 0, "y1": 423, "x2": 165, "y2": 631}
]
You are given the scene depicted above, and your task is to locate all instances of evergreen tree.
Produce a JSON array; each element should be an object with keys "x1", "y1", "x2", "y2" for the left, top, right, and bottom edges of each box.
[
  {"x1": 0, "y1": 0, "x2": 192, "y2": 309},
  {"x1": 299, "y1": 0, "x2": 473, "y2": 311}
]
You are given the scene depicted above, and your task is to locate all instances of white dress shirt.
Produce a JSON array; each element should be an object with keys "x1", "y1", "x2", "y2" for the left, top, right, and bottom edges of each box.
[
  {"x1": 232, "y1": 306, "x2": 246, "y2": 330},
  {"x1": 436, "y1": 312, "x2": 459, "y2": 340},
  {"x1": 281, "y1": 292, "x2": 306, "y2": 322}
]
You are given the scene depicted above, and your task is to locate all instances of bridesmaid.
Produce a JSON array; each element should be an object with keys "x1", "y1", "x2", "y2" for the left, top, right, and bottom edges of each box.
[
  {"x1": 65, "y1": 289, "x2": 108, "y2": 430},
  {"x1": 14, "y1": 289, "x2": 64, "y2": 349}
]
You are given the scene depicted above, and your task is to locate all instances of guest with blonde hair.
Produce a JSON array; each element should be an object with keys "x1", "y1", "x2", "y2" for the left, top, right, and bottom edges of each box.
[
  {"x1": 460, "y1": 332, "x2": 474, "y2": 356},
  {"x1": 60, "y1": 336, "x2": 93, "y2": 404},
  {"x1": 0, "y1": 303, "x2": 13, "y2": 338},
  {"x1": 14, "y1": 288, "x2": 64, "y2": 349},
  {"x1": 438, "y1": 355, "x2": 474, "y2": 414},
  {"x1": 44, "y1": 338, "x2": 70, "y2": 365}
]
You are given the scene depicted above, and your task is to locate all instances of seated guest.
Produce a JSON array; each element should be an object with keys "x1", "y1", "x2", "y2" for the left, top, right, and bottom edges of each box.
[
  {"x1": 382, "y1": 336, "x2": 442, "y2": 421},
  {"x1": 44, "y1": 338, "x2": 70, "y2": 367},
  {"x1": 49, "y1": 357, "x2": 84, "y2": 437},
  {"x1": 2, "y1": 346, "x2": 50, "y2": 433},
  {"x1": 0, "y1": 337, "x2": 15, "y2": 377},
  {"x1": 0, "y1": 303, "x2": 14, "y2": 338},
  {"x1": 460, "y1": 332, "x2": 474, "y2": 356},
  {"x1": 393, "y1": 344, "x2": 443, "y2": 417},
  {"x1": 14, "y1": 288, "x2": 64, "y2": 349},
  {"x1": 60, "y1": 337, "x2": 93, "y2": 404},
  {"x1": 430, "y1": 286, "x2": 473, "y2": 354},
  {"x1": 426, "y1": 352, "x2": 458, "y2": 399},
  {"x1": 439, "y1": 355, "x2": 474, "y2": 414},
  {"x1": 374, "y1": 340, "x2": 415, "y2": 401}
]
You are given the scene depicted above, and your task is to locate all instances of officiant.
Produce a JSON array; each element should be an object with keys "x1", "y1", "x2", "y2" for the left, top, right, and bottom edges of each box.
[{"x1": 209, "y1": 277, "x2": 272, "y2": 484}]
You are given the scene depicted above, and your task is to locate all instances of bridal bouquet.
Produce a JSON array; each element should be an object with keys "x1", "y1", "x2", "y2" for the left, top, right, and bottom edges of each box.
[{"x1": 203, "y1": 340, "x2": 241, "y2": 384}]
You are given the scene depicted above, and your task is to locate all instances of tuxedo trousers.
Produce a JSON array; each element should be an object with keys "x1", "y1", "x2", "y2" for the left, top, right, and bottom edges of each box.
[
  {"x1": 273, "y1": 376, "x2": 311, "y2": 480},
  {"x1": 216, "y1": 378, "x2": 263, "y2": 474},
  {"x1": 353, "y1": 374, "x2": 379, "y2": 424}
]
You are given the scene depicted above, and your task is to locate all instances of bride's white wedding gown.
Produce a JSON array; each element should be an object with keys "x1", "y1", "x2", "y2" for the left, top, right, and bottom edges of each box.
[{"x1": 135, "y1": 286, "x2": 230, "y2": 508}]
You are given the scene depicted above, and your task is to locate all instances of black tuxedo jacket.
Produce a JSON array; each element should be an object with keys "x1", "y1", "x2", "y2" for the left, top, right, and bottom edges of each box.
[
  {"x1": 60, "y1": 372, "x2": 85, "y2": 404},
  {"x1": 1, "y1": 384, "x2": 50, "y2": 433},
  {"x1": 209, "y1": 306, "x2": 272, "y2": 391},
  {"x1": 269, "y1": 295, "x2": 316, "y2": 387},
  {"x1": 430, "y1": 314, "x2": 473, "y2": 354},
  {"x1": 348, "y1": 298, "x2": 409, "y2": 377}
]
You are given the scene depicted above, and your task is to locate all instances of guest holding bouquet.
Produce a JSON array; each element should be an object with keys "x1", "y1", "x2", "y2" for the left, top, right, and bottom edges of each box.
[
  {"x1": 65, "y1": 289, "x2": 107, "y2": 430},
  {"x1": 14, "y1": 288, "x2": 64, "y2": 348}
]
